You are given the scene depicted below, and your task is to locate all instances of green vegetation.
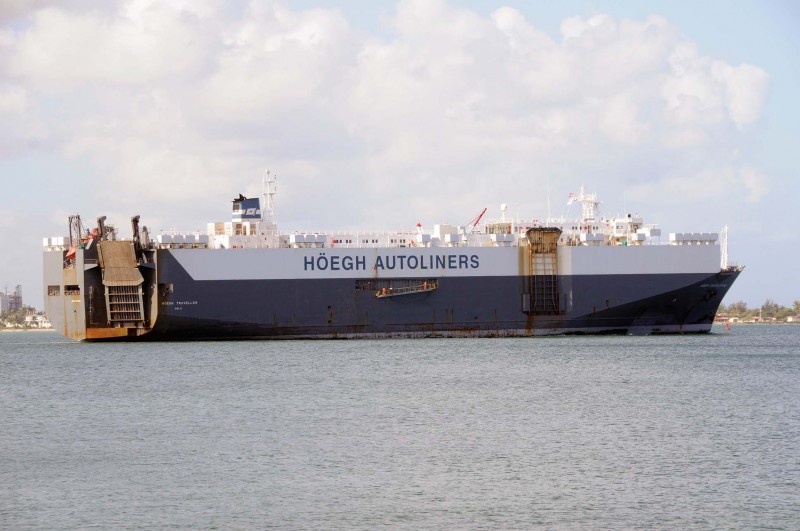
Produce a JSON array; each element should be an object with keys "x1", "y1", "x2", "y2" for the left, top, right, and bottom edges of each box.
[
  {"x1": 719, "y1": 299, "x2": 800, "y2": 321},
  {"x1": 0, "y1": 306, "x2": 46, "y2": 329}
]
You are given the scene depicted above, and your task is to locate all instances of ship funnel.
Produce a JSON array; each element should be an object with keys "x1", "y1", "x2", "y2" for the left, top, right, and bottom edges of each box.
[{"x1": 232, "y1": 195, "x2": 262, "y2": 222}]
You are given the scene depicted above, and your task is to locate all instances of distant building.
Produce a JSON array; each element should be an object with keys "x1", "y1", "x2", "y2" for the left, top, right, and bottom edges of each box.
[
  {"x1": 25, "y1": 314, "x2": 51, "y2": 328},
  {"x1": 6, "y1": 285, "x2": 22, "y2": 312},
  {"x1": 787, "y1": 315, "x2": 800, "y2": 323},
  {"x1": 714, "y1": 313, "x2": 732, "y2": 322},
  {"x1": 0, "y1": 286, "x2": 23, "y2": 313}
]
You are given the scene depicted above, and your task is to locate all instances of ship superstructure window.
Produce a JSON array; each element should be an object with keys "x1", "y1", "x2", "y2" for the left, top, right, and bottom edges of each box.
[
  {"x1": 64, "y1": 285, "x2": 80, "y2": 295},
  {"x1": 48, "y1": 285, "x2": 60, "y2": 296}
]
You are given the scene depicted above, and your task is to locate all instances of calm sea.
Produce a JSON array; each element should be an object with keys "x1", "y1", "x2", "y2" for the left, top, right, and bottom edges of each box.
[{"x1": 2, "y1": 326, "x2": 799, "y2": 529}]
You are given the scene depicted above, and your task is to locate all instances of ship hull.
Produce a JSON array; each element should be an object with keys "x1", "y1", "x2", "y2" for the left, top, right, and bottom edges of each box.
[
  {"x1": 144, "y1": 253, "x2": 739, "y2": 340},
  {"x1": 44, "y1": 242, "x2": 740, "y2": 341},
  {"x1": 145, "y1": 282, "x2": 736, "y2": 339}
]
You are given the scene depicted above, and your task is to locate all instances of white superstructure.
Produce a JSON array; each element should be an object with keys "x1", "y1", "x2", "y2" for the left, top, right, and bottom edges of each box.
[{"x1": 138, "y1": 186, "x2": 718, "y2": 254}]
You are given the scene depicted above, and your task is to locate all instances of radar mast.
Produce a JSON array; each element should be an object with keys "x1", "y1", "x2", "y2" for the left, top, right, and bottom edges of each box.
[{"x1": 261, "y1": 170, "x2": 277, "y2": 231}]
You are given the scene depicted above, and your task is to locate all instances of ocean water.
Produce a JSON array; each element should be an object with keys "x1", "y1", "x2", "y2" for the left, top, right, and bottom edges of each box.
[{"x1": 1, "y1": 325, "x2": 799, "y2": 530}]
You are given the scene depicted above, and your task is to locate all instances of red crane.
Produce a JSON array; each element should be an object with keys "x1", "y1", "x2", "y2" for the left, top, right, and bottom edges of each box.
[{"x1": 465, "y1": 207, "x2": 488, "y2": 234}]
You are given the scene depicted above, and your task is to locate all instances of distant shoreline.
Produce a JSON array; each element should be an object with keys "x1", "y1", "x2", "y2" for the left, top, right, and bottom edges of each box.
[{"x1": 0, "y1": 328, "x2": 54, "y2": 332}]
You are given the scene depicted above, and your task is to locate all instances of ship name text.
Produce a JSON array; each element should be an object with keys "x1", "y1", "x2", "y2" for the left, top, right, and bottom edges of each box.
[{"x1": 303, "y1": 253, "x2": 480, "y2": 272}]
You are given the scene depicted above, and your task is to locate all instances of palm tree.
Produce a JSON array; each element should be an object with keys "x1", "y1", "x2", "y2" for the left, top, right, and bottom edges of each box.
[
  {"x1": 761, "y1": 299, "x2": 781, "y2": 318},
  {"x1": 728, "y1": 301, "x2": 748, "y2": 316}
]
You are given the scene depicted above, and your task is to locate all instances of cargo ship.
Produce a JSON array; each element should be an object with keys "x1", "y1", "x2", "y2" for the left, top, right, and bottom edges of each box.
[{"x1": 43, "y1": 173, "x2": 742, "y2": 341}]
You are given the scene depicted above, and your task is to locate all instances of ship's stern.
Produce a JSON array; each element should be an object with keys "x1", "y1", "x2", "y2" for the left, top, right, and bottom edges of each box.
[{"x1": 43, "y1": 232, "x2": 159, "y2": 341}]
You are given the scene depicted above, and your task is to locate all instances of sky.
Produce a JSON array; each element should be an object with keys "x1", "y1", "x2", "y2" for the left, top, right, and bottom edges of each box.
[{"x1": 1, "y1": 0, "x2": 798, "y2": 310}]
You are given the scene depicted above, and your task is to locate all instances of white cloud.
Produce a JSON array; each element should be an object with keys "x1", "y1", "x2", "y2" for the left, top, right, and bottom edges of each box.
[
  {"x1": 561, "y1": 14, "x2": 615, "y2": 41},
  {"x1": 200, "y1": 2, "x2": 355, "y2": 121},
  {"x1": 491, "y1": 6, "x2": 554, "y2": 51},
  {"x1": 6, "y1": 3, "x2": 219, "y2": 89},
  {"x1": 738, "y1": 167, "x2": 768, "y2": 202},
  {"x1": 0, "y1": 84, "x2": 26, "y2": 114},
  {"x1": 0, "y1": 0, "x2": 771, "y2": 233},
  {"x1": 61, "y1": 90, "x2": 236, "y2": 213},
  {"x1": 662, "y1": 42, "x2": 768, "y2": 136},
  {"x1": 628, "y1": 166, "x2": 768, "y2": 209},
  {"x1": 0, "y1": 1, "x2": 50, "y2": 21},
  {"x1": 711, "y1": 61, "x2": 770, "y2": 129}
]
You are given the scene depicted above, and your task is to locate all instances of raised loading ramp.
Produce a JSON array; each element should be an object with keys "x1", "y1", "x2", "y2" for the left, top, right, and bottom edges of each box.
[{"x1": 97, "y1": 241, "x2": 145, "y2": 325}]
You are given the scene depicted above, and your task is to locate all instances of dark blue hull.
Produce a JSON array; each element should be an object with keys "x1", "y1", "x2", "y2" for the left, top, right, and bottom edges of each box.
[{"x1": 141, "y1": 252, "x2": 740, "y2": 340}]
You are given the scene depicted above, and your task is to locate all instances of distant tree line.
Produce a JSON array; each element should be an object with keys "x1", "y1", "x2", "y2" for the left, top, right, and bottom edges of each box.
[
  {"x1": 1, "y1": 306, "x2": 41, "y2": 328},
  {"x1": 720, "y1": 299, "x2": 800, "y2": 320}
]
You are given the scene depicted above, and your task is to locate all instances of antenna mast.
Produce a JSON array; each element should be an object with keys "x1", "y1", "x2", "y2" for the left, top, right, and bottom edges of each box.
[
  {"x1": 568, "y1": 186, "x2": 600, "y2": 222},
  {"x1": 261, "y1": 170, "x2": 277, "y2": 229},
  {"x1": 720, "y1": 225, "x2": 729, "y2": 269}
]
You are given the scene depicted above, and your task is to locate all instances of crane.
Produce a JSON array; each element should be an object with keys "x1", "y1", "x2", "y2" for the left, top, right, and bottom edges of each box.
[{"x1": 465, "y1": 207, "x2": 488, "y2": 234}]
